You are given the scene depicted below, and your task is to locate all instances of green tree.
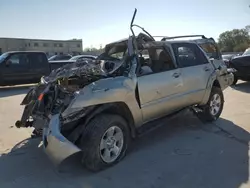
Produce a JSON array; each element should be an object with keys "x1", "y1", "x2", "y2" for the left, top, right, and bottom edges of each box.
[
  {"x1": 245, "y1": 25, "x2": 250, "y2": 33},
  {"x1": 218, "y1": 27, "x2": 250, "y2": 52}
]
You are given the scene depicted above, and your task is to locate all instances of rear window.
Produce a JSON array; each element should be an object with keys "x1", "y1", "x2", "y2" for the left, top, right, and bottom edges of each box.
[
  {"x1": 29, "y1": 53, "x2": 47, "y2": 67},
  {"x1": 198, "y1": 43, "x2": 217, "y2": 58}
]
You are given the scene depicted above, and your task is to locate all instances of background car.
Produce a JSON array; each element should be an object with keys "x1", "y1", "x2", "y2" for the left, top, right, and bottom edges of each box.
[
  {"x1": 48, "y1": 54, "x2": 72, "y2": 61},
  {"x1": 228, "y1": 49, "x2": 250, "y2": 85},
  {"x1": 69, "y1": 55, "x2": 97, "y2": 61}
]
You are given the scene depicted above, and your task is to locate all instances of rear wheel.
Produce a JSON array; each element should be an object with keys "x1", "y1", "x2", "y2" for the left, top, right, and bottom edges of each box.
[
  {"x1": 196, "y1": 87, "x2": 224, "y2": 122},
  {"x1": 80, "y1": 114, "x2": 130, "y2": 172}
]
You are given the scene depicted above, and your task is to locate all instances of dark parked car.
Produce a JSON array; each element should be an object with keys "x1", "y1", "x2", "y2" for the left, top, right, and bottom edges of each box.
[
  {"x1": 228, "y1": 48, "x2": 250, "y2": 85},
  {"x1": 48, "y1": 54, "x2": 72, "y2": 61},
  {"x1": 0, "y1": 51, "x2": 73, "y2": 86}
]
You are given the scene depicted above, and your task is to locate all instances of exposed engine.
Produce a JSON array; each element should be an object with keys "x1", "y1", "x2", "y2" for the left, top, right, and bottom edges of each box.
[{"x1": 15, "y1": 57, "x2": 128, "y2": 131}]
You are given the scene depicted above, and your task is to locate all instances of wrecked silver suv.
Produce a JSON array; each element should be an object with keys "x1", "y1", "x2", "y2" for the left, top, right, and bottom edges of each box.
[{"x1": 16, "y1": 9, "x2": 234, "y2": 172}]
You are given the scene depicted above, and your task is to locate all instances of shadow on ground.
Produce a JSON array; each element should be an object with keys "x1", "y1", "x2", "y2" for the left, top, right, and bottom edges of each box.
[
  {"x1": 231, "y1": 81, "x2": 250, "y2": 93},
  {"x1": 0, "y1": 85, "x2": 35, "y2": 98},
  {"x1": 0, "y1": 114, "x2": 249, "y2": 188}
]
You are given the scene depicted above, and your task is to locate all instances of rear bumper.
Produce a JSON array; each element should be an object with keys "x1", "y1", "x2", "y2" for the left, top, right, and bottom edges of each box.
[{"x1": 43, "y1": 114, "x2": 81, "y2": 165}]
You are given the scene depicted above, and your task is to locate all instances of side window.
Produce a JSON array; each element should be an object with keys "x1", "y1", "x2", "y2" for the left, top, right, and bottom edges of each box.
[
  {"x1": 173, "y1": 43, "x2": 208, "y2": 68},
  {"x1": 8, "y1": 54, "x2": 29, "y2": 66},
  {"x1": 139, "y1": 47, "x2": 175, "y2": 75},
  {"x1": 60, "y1": 55, "x2": 71, "y2": 60},
  {"x1": 29, "y1": 53, "x2": 47, "y2": 68},
  {"x1": 36, "y1": 54, "x2": 47, "y2": 64},
  {"x1": 198, "y1": 42, "x2": 220, "y2": 59}
]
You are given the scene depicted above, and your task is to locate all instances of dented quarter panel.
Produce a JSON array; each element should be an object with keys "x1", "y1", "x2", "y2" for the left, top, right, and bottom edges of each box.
[{"x1": 200, "y1": 69, "x2": 234, "y2": 105}]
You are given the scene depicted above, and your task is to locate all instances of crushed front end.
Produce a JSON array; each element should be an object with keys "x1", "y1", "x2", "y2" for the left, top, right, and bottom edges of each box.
[
  {"x1": 15, "y1": 60, "x2": 107, "y2": 133},
  {"x1": 43, "y1": 114, "x2": 81, "y2": 165},
  {"x1": 15, "y1": 50, "x2": 134, "y2": 164}
]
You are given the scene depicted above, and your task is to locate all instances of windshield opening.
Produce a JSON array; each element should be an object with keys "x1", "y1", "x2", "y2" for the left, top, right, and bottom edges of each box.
[
  {"x1": 243, "y1": 48, "x2": 250, "y2": 56},
  {"x1": 0, "y1": 52, "x2": 9, "y2": 64},
  {"x1": 98, "y1": 41, "x2": 128, "y2": 61}
]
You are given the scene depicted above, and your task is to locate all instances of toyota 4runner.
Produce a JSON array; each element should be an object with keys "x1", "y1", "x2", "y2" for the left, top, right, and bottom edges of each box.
[{"x1": 16, "y1": 9, "x2": 234, "y2": 172}]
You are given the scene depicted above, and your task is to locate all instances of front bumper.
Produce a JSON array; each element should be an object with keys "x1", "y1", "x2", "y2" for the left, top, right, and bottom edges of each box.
[{"x1": 43, "y1": 114, "x2": 81, "y2": 165}]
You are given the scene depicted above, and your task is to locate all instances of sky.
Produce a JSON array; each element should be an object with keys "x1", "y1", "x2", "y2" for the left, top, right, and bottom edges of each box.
[{"x1": 0, "y1": 0, "x2": 249, "y2": 49}]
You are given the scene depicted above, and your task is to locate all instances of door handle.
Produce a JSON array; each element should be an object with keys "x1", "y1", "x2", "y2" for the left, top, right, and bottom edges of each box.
[
  {"x1": 172, "y1": 72, "x2": 180, "y2": 78},
  {"x1": 204, "y1": 67, "x2": 210, "y2": 72}
]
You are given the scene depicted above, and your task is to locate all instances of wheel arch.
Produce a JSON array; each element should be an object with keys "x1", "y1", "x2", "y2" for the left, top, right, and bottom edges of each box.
[
  {"x1": 212, "y1": 79, "x2": 221, "y2": 89},
  {"x1": 98, "y1": 102, "x2": 136, "y2": 138},
  {"x1": 69, "y1": 102, "x2": 137, "y2": 146},
  {"x1": 200, "y1": 76, "x2": 222, "y2": 105}
]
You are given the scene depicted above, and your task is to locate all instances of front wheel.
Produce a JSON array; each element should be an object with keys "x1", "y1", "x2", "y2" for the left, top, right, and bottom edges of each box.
[
  {"x1": 196, "y1": 87, "x2": 224, "y2": 122},
  {"x1": 80, "y1": 114, "x2": 130, "y2": 172}
]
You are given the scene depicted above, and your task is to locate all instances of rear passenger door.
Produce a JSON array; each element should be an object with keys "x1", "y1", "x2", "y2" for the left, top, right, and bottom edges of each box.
[
  {"x1": 172, "y1": 43, "x2": 213, "y2": 105},
  {"x1": 2, "y1": 53, "x2": 31, "y2": 84}
]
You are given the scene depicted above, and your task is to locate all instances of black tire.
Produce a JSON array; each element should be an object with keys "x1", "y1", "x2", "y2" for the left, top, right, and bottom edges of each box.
[
  {"x1": 232, "y1": 74, "x2": 238, "y2": 85},
  {"x1": 80, "y1": 114, "x2": 130, "y2": 172},
  {"x1": 197, "y1": 87, "x2": 224, "y2": 122}
]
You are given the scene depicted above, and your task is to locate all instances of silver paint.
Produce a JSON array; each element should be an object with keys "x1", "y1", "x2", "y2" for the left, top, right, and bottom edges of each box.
[{"x1": 43, "y1": 42, "x2": 234, "y2": 165}]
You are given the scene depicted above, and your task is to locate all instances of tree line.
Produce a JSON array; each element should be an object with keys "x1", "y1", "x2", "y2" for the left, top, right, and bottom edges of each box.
[
  {"x1": 83, "y1": 25, "x2": 250, "y2": 54},
  {"x1": 218, "y1": 25, "x2": 250, "y2": 52}
]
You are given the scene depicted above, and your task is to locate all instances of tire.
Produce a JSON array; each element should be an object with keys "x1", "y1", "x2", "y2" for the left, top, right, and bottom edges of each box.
[
  {"x1": 197, "y1": 87, "x2": 224, "y2": 122},
  {"x1": 80, "y1": 114, "x2": 130, "y2": 172},
  {"x1": 232, "y1": 74, "x2": 238, "y2": 85}
]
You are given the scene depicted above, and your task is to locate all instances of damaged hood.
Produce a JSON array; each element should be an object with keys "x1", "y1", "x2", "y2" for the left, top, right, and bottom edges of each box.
[{"x1": 43, "y1": 60, "x2": 108, "y2": 83}]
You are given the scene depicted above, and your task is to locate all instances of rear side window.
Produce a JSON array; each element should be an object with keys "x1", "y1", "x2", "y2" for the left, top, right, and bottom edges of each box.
[
  {"x1": 59, "y1": 55, "x2": 71, "y2": 60},
  {"x1": 29, "y1": 53, "x2": 47, "y2": 67},
  {"x1": 172, "y1": 43, "x2": 209, "y2": 68},
  {"x1": 139, "y1": 46, "x2": 176, "y2": 74}
]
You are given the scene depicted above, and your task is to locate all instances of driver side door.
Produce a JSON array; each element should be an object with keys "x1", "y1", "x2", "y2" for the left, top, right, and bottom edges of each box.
[
  {"x1": 2, "y1": 53, "x2": 31, "y2": 84},
  {"x1": 137, "y1": 46, "x2": 185, "y2": 123}
]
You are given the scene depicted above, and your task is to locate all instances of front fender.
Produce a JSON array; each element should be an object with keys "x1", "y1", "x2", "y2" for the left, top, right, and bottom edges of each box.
[{"x1": 61, "y1": 76, "x2": 143, "y2": 127}]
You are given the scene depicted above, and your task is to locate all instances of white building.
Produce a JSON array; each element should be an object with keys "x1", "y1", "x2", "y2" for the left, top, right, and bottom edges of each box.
[{"x1": 0, "y1": 37, "x2": 83, "y2": 57}]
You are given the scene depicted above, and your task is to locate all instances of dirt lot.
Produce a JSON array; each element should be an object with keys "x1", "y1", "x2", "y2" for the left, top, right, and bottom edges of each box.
[{"x1": 0, "y1": 82, "x2": 250, "y2": 188}]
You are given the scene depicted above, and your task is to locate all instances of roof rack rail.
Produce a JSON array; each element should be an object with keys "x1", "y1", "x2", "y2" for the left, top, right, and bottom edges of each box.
[{"x1": 155, "y1": 35, "x2": 207, "y2": 41}]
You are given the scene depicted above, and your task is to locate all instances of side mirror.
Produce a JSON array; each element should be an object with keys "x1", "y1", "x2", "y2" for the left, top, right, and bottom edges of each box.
[{"x1": 5, "y1": 60, "x2": 12, "y2": 67}]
